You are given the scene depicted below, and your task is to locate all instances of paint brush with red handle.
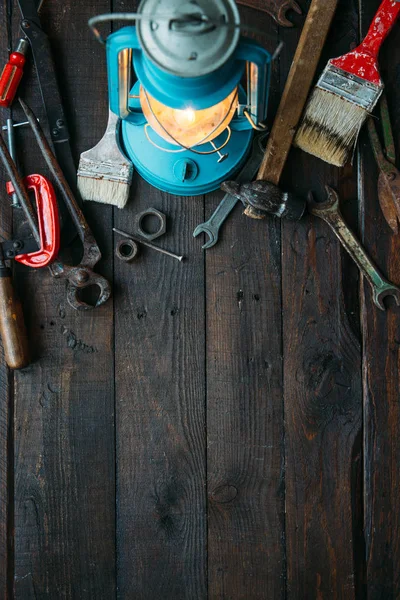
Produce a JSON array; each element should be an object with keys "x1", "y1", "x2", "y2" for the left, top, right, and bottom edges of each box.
[{"x1": 295, "y1": 0, "x2": 400, "y2": 167}]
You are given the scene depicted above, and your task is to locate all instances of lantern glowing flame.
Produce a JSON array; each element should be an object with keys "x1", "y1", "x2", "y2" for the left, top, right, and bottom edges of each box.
[{"x1": 140, "y1": 86, "x2": 239, "y2": 148}]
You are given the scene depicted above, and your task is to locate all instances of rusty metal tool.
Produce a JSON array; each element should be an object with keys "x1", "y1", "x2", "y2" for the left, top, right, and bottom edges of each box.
[
  {"x1": 368, "y1": 94, "x2": 400, "y2": 234},
  {"x1": 114, "y1": 228, "x2": 184, "y2": 262},
  {"x1": 4, "y1": 99, "x2": 111, "y2": 311},
  {"x1": 236, "y1": 0, "x2": 301, "y2": 27},
  {"x1": 0, "y1": 0, "x2": 81, "y2": 244},
  {"x1": 193, "y1": 133, "x2": 267, "y2": 249},
  {"x1": 309, "y1": 186, "x2": 400, "y2": 311},
  {"x1": 236, "y1": 0, "x2": 340, "y2": 219}
]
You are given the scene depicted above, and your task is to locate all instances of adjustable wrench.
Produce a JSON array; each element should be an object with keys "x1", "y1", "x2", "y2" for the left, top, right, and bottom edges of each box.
[
  {"x1": 309, "y1": 186, "x2": 400, "y2": 311},
  {"x1": 193, "y1": 134, "x2": 267, "y2": 249}
]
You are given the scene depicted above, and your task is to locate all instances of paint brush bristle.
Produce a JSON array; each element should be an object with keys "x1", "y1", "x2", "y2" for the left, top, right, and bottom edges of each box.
[
  {"x1": 77, "y1": 110, "x2": 133, "y2": 209},
  {"x1": 294, "y1": 64, "x2": 382, "y2": 167},
  {"x1": 294, "y1": 0, "x2": 400, "y2": 167},
  {"x1": 77, "y1": 173, "x2": 131, "y2": 209},
  {"x1": 294, "y1": 86, "x2": 369, "y2": 167}
]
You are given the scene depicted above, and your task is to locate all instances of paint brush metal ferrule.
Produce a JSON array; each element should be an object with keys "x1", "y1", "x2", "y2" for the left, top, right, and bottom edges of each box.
[{"x1": 318, "y1": 64, "x2": 383, "y2": 112}]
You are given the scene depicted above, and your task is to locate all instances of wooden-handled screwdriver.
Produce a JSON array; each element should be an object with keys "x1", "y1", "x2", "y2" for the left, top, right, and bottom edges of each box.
[{"x1": 0, "y1": 244, "x2": 29, "y2": 369}]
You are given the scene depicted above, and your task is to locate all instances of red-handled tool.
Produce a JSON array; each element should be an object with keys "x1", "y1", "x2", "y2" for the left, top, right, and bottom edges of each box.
[
  {"x1": 6, "y1": 174, "x2": 60, "y2": 268},
  {"x1": 0, "y1": 39, "x2": 29, "y2": 108}
]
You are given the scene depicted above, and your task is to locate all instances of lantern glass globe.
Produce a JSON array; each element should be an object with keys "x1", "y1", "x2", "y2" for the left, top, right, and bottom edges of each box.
[{"x1": 140, "y1": 86, "x2": 239, "y2": 148}]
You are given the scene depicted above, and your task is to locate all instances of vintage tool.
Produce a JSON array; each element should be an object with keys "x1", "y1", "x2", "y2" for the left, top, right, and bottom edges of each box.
[
  {"x1": 0, "y1": 205, "x2": 58, "y2": 370},
  {"x1": 7, "y1": 99, "x2": 111, "y2": 311},
  {"x1": 193, "y1": 133, "x2": 267, "y2": 249},
  {"x1": 295, "y1": 0, "x2": 400, "y2": 167},
  {"x1": 0, "y1": 152, "x2": 61, "y2": 370},
  {"x1": 90, "y1": 0, "x2": 272, "y2": 196},
  {"x1": 4, "y1": 0, "x2": 81, "y2": 245},
  {"x1": 6, "y1": 175, "x2": 60, "y2": 268},
  {"x1": 4, "y1": 118, "x2": 22, "y2": 207},
  {"x1": 114, "y1": 228, "x2": 184, "y2": 262},
  {"x1": 222, "y1": 179, "x2": 306, "y2": 219},
  {"x1": 0, "y1": 39, "x2": 29, "y2": 108},
  {"x1": 242, "y1": 0, "x2": 340, "y2": 219},
  {"x1": 309, "y1": 186, "x2": 400, "y2": 311},
  {"x1": 134, "y1": 208, "x2": 166, "y2": 241},
  {"x1": 78, "y1": 109, "x2": 134, "y2": 209},
  {"x1": 116, "y1": 239, "x2": 139, "y2": 263},
  {"x1": 0, "y1": 244, "x2": 30, "y2": 370},
  {"x1": 236, "y1": 0, "x2": 301, "y2": 27},
  {"x1": 368, "y1": 94, "x2": 400, "y2": 234}
]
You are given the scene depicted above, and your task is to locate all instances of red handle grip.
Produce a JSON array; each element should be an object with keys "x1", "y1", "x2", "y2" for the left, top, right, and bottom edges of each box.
[
  {"x1": 332, "y1": 0, "x2": 400, "y2": 85},
  {"x1": 360, "y1": 0, "x2": 400, "y2": 57},
  {"x1": 0, "y1": 43, "x2": 28, "y2": 109},
  {"x1": 7, "y1": 175, "x2": 60, "y2": 268}
]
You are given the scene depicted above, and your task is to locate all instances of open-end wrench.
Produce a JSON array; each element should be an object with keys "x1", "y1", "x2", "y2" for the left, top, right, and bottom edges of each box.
[
  {"x1": 193, "y1": 133, "x2": 267, "y2": 249},
  {"x1": 237, "y1": 0, "x2": 302, "y2": 27},
  {"x1": 309, "y1": 186, "x2": 400, "y2": 311}
]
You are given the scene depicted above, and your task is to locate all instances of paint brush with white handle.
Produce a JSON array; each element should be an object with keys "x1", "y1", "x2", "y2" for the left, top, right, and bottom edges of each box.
[{"x1": 77, "y1": 109, "x2": 133, "y2": 209}]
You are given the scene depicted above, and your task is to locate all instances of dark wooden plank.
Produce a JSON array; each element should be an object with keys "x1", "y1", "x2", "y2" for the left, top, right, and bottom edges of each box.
[
  {"x1": 361, "y1": 1, "x2": 400, "y2": 596},
  {"x1": 114, "y1": 182, "x2": 207, "y2": 599},
  {"x1": 113, "y1": 3, "x2": 206, "y2": 595},
  {"x1": 281, "y1": 0, "x2": 363, "y2": 597},
  {"x1": 206, "y1": 7, "x2": 286, "y2": 598},
  {"x1": 10, "y1": 1, "x2": 116, "y2": 597},
  {"x1": 0, "y1": 0, "x2": 16, "y2": 595}
]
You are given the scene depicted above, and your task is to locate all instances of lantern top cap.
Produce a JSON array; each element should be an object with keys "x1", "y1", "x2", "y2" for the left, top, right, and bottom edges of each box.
[{"x1": 137, "y1": 0, "x2": 241, "y2": 78}]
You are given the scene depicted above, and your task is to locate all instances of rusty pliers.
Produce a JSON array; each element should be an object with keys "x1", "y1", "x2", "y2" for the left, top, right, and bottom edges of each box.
[
  {"x1": 368, "y1": 94, "x2": 400, "y2": 234},
  {"x1": 0, "y1": 99, "x2": 111, "y2": 311}
]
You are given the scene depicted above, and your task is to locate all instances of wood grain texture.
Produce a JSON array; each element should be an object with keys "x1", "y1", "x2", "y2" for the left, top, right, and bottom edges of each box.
[
  {"x1": 0, "y1": 272, "x2": 30, "y2": 370},
  {"x1": 256, "y1": 0, "x2": 339, "y2": 183},
  {"x1": 0, "y1": 0, "x2": 15, "y2": 594},
  {"x1": 10, "y1": 1, "x2": 116, "y2": 597},
  {"x1": 114, "y1": 178, "x2": 207, "y2": 599},
  {"x1": 113, "y1": 1, "x2": 206, "y2": 591},
  {"x1": 361, "y1": 1, "x2": 400, "y2": 596},
  {"x1": 281, "y1": 1, "x2": 362, "y2": 597},
  {"x1": 206, "y1": 8, "x2": 285, "y2": 599}
]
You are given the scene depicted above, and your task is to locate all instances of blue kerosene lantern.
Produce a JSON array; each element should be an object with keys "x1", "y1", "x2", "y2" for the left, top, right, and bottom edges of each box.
[{"x1": 94, "y1": 0, "x2": 271, "y2": 196}]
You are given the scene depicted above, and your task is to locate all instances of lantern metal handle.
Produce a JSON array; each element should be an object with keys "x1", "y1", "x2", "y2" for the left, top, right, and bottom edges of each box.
[
  {"x1": 235, "y1": 39, "x2": 271, "y2": 127},
  {"x1": 106, "y1": 27, "x2": 141, "y2": 120}
]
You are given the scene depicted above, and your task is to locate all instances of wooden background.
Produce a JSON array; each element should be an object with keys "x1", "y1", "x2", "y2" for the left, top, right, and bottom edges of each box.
[{"x1": 0, "y1": 0, "x2": 399, "y2": 597}]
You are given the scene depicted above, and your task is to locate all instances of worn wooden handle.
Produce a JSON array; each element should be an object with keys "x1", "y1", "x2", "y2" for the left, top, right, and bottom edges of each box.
[
  {"x1": 0, "y1": 271, "x2": 30, "y2": 369},
  {"x1": 257, "y1": 0, "x2": 340, "y2": 183}
]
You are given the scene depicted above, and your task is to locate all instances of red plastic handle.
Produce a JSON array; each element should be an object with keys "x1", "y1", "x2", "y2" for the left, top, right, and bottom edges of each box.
[
  {"x1": 7, "y1": 175, "x2": 60, "y2": 268},
  {"x1": 332, "y1": 0, "x2": 400, "y2": 85},
  {"x1": 360, "y1": 0, "x2": 400, "y2": 57},
  {"x1": 0, "y1": 51, "x2": 26, "y2": 109}
]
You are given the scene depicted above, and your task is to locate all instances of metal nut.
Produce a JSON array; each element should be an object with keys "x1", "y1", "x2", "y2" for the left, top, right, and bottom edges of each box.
[
  {"x1": 116, "y1": 239, "x2": 139, "y2": 263},
  {"x1": 134, "y1": 208, "x2": 166, "y2": 241}
]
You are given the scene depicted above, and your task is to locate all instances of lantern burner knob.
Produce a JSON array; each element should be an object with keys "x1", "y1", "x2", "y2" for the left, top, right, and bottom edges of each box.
[{"x1": 173, "y1": 159, "x2": 199, "y2": 183}]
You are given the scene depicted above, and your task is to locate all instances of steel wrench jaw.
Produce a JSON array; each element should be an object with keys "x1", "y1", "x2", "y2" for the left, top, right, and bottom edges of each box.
[
  {"x1": 374, "y1": 285, "x2": 400, "y2": 311},
  {"x1": 66, "y1": 268, "x2": 112, "y2": 311},
  {"x1": 308, "y1": 186, "x2": 340, "y2": 216},
  {"x1": 277, "y1": 0, "x2": 302, "y2": 27},
  {"x1": 193, "y1": 225, "x2": 217, "y2": 250}
]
